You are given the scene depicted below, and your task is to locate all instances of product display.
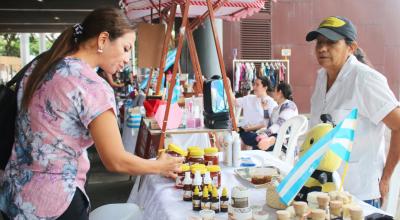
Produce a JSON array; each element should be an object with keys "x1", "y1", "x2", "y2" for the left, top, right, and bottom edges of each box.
[
  {"x1": 201, "y1": 186, "x2": 210, "y2": 210},
  {"x1": 176, "y1": 164, "x2": 190, "y2": 189},
  {"x1": 204, "y1": 147, "x2": 219, "y2": 165},
  {"x1": 188, "y1": 148, "x2": 205, "y2": 165},
  {"x1": 231, "y1": 186, "x2": 249, "y2": 208},
  {"x1": 167, "y1": 143, "x2": 188, "y2": 158},
  {"x1": 210, "y1": 187, "x2": 220, "y2": 213},
  {"x1": 207, "y1": 165, "x2": 221, "y2": 188},
  {"x1": 192, "y1": 186, "x2": 201, "y2": 211},
  {"x1": 220, "y1": 187, "x2": 229, "y2": 212},
  {"x1": 183, "y1": 172, "x2": 193, "y2": 201}
]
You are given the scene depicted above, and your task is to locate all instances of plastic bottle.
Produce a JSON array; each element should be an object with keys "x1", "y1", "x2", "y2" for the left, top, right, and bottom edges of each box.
[
  {"x1": 192, "y1": 170, "x2": 203, "y2": 197},
  {"x1": 183, "y1": 172, "x2": 193, "y2": 201},
  {"x1": 192, "y1": 186, "x2": 201, "y2": 211},
  {"x1": 232, "y1": 132, "x2": 241, "y2": 167},
  {"x1": 211, "y1": 187, "x2": 220, "y2": 213},
  {"x1": 223, "y1": 133, "x2": 233, "y2": 166},
  {"x1": 220, "y1": 187, "x2": 229, "y2": 212},
  {"x1": 203, "y1": 171, "x2": 212, "y2": 187},
  {"x1": 201, "y1": 186, "x2": 210, "y2": 210}
]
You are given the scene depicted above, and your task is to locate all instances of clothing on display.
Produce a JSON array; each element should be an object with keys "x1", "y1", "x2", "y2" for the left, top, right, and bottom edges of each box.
[{"x1": 233, "y1": 60, "x2": 289, "y2": 96}]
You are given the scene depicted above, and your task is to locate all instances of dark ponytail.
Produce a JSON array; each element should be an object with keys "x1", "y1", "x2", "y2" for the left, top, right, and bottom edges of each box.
[
  {"x1": 277, "y1": 82, "x2": 293, "y2": 101},
  {"x1": 22, "y1": 7, "x2": 135, "y2": 110}
]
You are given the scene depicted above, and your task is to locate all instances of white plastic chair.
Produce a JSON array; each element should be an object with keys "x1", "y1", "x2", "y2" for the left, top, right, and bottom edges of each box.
[
  {"x1": 271, "y1": 115, "x2": 308, "y2": 166},
  {"x1": 89, "y1": 203, "x2": 142, "y2": 220}
]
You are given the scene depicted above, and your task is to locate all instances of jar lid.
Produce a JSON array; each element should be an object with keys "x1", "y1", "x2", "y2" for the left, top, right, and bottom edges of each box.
[
  {"x1": 231, "y1": 186, "x2": 249, "y2": 199},
  {"x1": 204, "y1": 147, "x2": 218, "y2": 154},
  {"x1": 167, "y1": 144, "x2": 187, "y2": 157},
  {"x1": 181, "y1": 164, "x2": 190, "y2": 172},
  {"x1": 188, "y1": 146, "x2": 201, "y2": 152},
  {"x1": 191, "y1": 164, "x2": 206, "y2": 174},
  {"x1": 191, "y1": 167, "x2": 207, "y2": 175},
  {"x1": 189, "y1": 149, "x2": 204, "y2": 157},
  {"x1": 207, "y1": 165, "x2": 221, "y2": 172}
]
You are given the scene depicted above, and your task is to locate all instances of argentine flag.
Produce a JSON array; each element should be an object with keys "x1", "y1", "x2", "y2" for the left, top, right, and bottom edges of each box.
[{"x1": 276, "y1": 109, "x2": 358, "y2": 205}]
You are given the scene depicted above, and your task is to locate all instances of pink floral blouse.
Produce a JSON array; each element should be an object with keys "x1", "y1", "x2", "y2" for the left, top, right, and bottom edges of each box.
[{"x1": 0, "y1": 57, "x2": 116, "y2": 219}]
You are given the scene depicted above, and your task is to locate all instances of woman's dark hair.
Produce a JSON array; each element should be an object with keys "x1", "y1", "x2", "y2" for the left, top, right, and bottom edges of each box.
[
  {"x1": 353, "y1": 47, "x2": 373, "y2": 67},
  {"x1": 345, "y1": 41, "x2": 373, "y2": 67},
  {"x1": 276, "y1": 82, "x2": 293, "y2": 101},
  {"x1": 22, "y1": 7, "x2": 135, "y2": 110},
  {"x1": 257, "y1": 76, "x2": 273, "y2": 92}
]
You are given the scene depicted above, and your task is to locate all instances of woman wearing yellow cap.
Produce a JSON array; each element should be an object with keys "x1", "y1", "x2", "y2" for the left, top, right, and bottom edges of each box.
[{"x1": 306, "y1": 16, "x2": 400, "y2": 208}]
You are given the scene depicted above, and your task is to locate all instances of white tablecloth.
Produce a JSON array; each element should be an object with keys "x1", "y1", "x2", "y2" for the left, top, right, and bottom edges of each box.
[{"x1": 127, "y1": 150, "x2": 389, "y2": 220}]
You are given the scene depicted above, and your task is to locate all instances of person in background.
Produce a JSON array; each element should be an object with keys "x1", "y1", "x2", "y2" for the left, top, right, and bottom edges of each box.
[
  {"x1": 98, "y1": 67, "x2": 125, "y2": 88},
  {"x1": 0, "y1": 8, "x2": 183, "y2": 220},
  {"x1": 257, "y1": 82, "x2": 298, "y2": 151},
  {"x1": 306, "y1": 16, "x2": 400, "y2": 208},
  {"x1": 236, "y1": 76, "x2": 277, "y2": 149}
]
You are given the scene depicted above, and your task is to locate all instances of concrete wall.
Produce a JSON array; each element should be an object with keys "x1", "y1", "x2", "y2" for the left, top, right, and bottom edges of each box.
[{"x1": 271, "y1": 0, "x2": 400, "y2": 113}]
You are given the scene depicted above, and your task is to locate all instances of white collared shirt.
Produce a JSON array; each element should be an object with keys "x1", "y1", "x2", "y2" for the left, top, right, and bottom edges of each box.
[
  {"x1": 236, "y1": 94, "x2": 277, "y2": 127},
  {"x1": 310, "y1": 55, "x2": 399, "y2": 200}
]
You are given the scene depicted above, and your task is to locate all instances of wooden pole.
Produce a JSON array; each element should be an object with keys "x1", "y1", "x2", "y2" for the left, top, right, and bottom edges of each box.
[
  {"x1": 189, "y1": 0, "x2": 225, "y2": 31},
  {"x1": 206, "y1": 0, "x2": 237, "y2": 131},
  {"x1": 158, "y1": 0, "x2": 190, "y2": 150},
  {"x1": 155, "y1": 3, "x2": 177, "y2": 95}
]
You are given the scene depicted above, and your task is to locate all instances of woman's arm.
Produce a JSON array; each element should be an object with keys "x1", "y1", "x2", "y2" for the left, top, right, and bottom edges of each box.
[
  {"x1": 380, "y1": 107, "x2": 400, "y2": 202},
  {"x1": 89, "y1": 109, "x2": 183, "y2": 177},
  {"x1": 264, "y1": 102, "x2": 298, "y2": 136}
]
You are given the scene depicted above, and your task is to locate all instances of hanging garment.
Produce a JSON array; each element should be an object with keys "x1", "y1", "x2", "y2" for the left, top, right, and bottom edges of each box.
[
  {"x1": 269, "y1": 63, "x2": 276, "y2": 87},
  {"x1": 279, "y1": 63, "x2": 285, "y2": 82},
  {"x1": 234, "y1": 62, "x2": 242, "y2": 93}
]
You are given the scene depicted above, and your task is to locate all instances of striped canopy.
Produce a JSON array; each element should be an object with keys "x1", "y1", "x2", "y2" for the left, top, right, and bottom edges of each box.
[{"x1": 123, "y1": 0, "x2": 266, "y2": 22}]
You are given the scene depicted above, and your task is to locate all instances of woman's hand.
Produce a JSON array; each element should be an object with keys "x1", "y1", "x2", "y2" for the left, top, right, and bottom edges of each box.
[
  {"x1": 257, "y1": 136, "x2": 276, "y2": 151},
  {"x1": 156, "y1": 153, "x2": 184, "y2": 179},
  {"x1": 261, "y1": 98, "x2": 269, "y2": 110}
]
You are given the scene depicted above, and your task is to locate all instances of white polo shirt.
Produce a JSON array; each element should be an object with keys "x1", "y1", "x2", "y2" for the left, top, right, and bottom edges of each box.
[
  {"x1": 310, "y1": 55, "x2": 399, "y2": 200},
  {"x1": 236, "y1": 94, "x2": 277, "y2": 127}
]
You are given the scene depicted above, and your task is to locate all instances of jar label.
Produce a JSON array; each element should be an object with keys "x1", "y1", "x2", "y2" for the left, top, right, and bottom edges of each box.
[
  {"x1": 193, "y1": 199, "x2": 200, "y2": 208},
  {"x1": 221, "y1": 201, "x2": 229, "y2": 209},
  {"x1": 201, "y1": 201, "x2": 211, "y2": 210},
  {"x1": 184, "y1": 190, "x2": 192, "y2": 199},
  {"x1": 211, "y1": 202, "x2": 219, "y2": 211},
  {"x1": 212, "y1": 177, "x2": 218, "y2": 186}
]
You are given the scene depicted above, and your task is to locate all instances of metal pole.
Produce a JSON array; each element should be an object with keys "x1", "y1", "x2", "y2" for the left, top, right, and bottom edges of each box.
[{"x1": 206, "y1": 0, "x2": 237, "y2": 131}]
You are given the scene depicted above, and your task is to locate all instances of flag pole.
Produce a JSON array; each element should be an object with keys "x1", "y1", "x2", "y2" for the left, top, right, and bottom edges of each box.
[
  {"x1": 339, "y1": 162, "x2": 349, "y2": 191},
  {"x1": 339, "y1": 143, "x2": 353, "y2": 191}
]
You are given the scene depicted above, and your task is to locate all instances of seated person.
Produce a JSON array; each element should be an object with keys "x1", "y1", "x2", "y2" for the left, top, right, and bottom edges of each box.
[
  {"x1": 256, "y1": 82, "x2": 299, "y2": 151},
  {"x1": 236, "y1": 76, "x2": 277, "y2": 148}
]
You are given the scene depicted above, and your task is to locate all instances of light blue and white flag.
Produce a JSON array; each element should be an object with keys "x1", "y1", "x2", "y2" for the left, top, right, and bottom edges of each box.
[{"x1": 276, "y1": 109, "x2": 358, "y2": 205}]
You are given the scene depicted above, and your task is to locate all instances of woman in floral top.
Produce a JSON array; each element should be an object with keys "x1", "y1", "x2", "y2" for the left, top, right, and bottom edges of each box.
[
  {"x1": 257, "y1": 82, "x2": 299, "y2": 150},
  {"x1": 0, "y1": 8, "x2": 183, "y2": 220}
]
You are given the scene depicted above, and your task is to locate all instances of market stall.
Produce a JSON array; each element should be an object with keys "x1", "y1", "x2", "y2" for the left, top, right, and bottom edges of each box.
[
  {"x1": 122, "y1": 0, "x2": 267, "y2": 153},
  {"x1": 127, "y1": 150, "x2": 389, "y2": 219}
]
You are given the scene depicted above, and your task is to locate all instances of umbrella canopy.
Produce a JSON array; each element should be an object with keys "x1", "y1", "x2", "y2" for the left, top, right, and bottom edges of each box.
[{"x1": 124, "y1": 0, "x2": 266, "y2": 22}]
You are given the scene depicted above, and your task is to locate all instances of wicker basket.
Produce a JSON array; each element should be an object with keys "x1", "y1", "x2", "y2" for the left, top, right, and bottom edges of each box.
[{"x1": 266, "y1": 183, "x2": 288, "y2": 210}]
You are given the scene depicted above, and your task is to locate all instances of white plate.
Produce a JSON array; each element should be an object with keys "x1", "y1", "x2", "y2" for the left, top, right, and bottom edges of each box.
[{"x1": 234, "y1": 166, "x2": 280, "y2": 188}]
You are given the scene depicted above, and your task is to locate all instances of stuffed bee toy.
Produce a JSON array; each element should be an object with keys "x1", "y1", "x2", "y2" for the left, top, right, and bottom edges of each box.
[{"x1": 295, "y1": 114, "x2": 343, "y2": 202}]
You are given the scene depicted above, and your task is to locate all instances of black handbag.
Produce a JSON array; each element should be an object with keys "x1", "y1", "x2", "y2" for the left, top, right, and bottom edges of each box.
[{"x1": 0, "y1": 57, "x2": 38, "y2": 169}]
